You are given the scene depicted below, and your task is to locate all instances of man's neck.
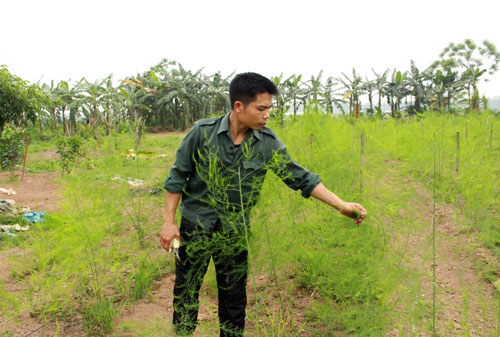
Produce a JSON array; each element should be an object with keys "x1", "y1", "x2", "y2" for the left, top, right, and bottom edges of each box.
[{"x1": 229, "y1": 111, "x2": 249, "y2": 145}]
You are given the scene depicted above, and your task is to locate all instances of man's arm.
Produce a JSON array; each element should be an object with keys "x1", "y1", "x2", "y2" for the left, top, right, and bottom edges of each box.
[
  {"x1": 159, "y1": 191, "x2": 182, "y2": 251},
  {"x1": 310, "y1": 182, "x2": 367, "y2": 226}
]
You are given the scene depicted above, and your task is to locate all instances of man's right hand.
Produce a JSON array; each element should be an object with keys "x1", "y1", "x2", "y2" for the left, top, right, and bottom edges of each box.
[{"x1": 160, "y1": 222, "x2": 180, "y2": 252}]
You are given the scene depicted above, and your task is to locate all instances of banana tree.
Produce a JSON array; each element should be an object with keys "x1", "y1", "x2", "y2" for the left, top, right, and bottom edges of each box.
[
  {"x1": 81, "y1": 78, "x2": 107, "y2": 140},
  {"x1": 271, "y1": 73, "x2": 290, "y2": 124},
  {"x1": 372, "y1": 68, "x2": 390, "y2": 117},
  {"x1": 384, "y1": 70, "x2": 408, "y2": 117},
  {"x1": 118, "y1": 80, "x2": 151, "y2": 150},
  {"x1": 41, "y1": 81, "x2": 61, "y2": 129},
  {"x1": 308, "y1": 71, "x2": 323, "y2": 110},
  {"x1": 336, "y1": 68, "x2": 363, "y2": 117},
  {"x1": 406, "y1": 61, "x2": 432, "y2": 114},
  {"x1": 164, "y1": 64, "x2": 204, "y2": 129},
  {"x1": 320, "y1": 77, "x2": 345, "y2": 114},
  {"x1": 284, "y1": 74, "x2": 306, "y2": 118},
  {"x1": 202, "y1": 72, "x2": 230, "y2": 117}
]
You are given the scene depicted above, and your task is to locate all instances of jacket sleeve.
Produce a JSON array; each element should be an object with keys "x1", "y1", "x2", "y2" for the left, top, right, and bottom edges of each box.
[
  {"x1": 269, "y1": 137, "x2": 321, "y2": 198},
  {"x1": 163, "y1": 124, "x2": 200, "y2": 193}
]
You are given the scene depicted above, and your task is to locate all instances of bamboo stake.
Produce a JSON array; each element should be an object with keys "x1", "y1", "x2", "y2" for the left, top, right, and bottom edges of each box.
[
  {"x1": 455, "y1": 132, "x2": 460, "y2": 176},
  {"x1": 490, "y1": 123, "x2": 493, "y2": 150},
  {"x1": 465, "y1": 121, "x2": 468, "y2": 144},
  {"x1": 432, "y1": 132, "x2": 437, "y2": 337},
  {"x1": 360, "y1": 132, "x2": 364, "y2": 195},
  {"x1": 21, "y1": 136, "x2": 30, "y2": 181}
]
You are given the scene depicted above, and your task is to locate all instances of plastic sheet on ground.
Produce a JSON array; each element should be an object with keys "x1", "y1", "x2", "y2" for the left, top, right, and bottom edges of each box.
[
  {"x1": 22, "y1": 211, "x2": 47, "y2": 223},
  {"x1": 0, "y1": 199, "x2": 17, "y2": 214},
  {"x1": 126, "y1": 149, "x2": 167, "y2": 159},
  {"x1": 0, "y1": 224, "x2": 30, "y2": 232},
  {"x1": 0, "y1": 187, "x2": 16, "y2": 196},
  {"x1": 111, "y1": 175, "x2": 144, "y2": 188}
]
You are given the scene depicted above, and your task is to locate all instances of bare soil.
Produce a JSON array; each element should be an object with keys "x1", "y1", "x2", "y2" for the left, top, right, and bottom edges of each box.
[
  {"x1": 0, "y1": 169, "x2": 67, "y2": 336},
  {"x1": 0, "y1": 170, "x2": 62, "y2": 213},
  {"x1": 383, "y1": 161, "x2": 500, "y2": 336}
]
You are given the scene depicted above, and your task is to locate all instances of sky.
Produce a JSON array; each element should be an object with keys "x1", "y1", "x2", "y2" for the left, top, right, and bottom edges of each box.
[{"x1": 2, "y1": 0, "x2": 500, "y2": 97}]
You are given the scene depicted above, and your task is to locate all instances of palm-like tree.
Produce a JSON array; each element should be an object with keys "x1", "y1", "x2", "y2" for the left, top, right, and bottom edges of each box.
[
  {"x1": 372, "y1": 68, "x2": 389, "y2": 117},
  {"x1": 81, "y1": 78, "x2": 107, "y2": 140},
  {"x1": 284, "y1": 74, "x2": 305, "y2": 118},
  {"x1": 202, "y1": 72, "x2": 230, "y2": 116},
  {"x1": 320, "y1": 77, "x2": 345, "y2": 114},
  {"x1": 336, "y1": 68, "x2": 363, "y2": 117}
]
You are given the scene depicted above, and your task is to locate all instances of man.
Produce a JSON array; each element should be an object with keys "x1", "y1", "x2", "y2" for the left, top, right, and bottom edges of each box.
[{"x1": 160, "y1": 72, "x2": 367, "y2": 336}]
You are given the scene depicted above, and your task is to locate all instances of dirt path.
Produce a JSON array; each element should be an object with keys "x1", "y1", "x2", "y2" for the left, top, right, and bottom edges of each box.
[
  {"x1": 0, "y1": 171, "x2": 62, "y2": 213},
  {"x1": 1, "y1": 170, "x2": 66, "y2": 336},
  {"x1": 113, "y1": 270, "x2": 221, "y2": 337},
  {"x1": 384, "y1": 163, "x2": 500, "y2": 336}
]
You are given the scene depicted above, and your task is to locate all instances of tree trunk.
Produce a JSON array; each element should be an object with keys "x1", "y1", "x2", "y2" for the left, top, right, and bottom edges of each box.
[
  {"x1": 51, "y1": 108, "x2": 58, "y2": 129},
  {"x1": 62, "y1": 106, "x2": 67, "y2": 135}
]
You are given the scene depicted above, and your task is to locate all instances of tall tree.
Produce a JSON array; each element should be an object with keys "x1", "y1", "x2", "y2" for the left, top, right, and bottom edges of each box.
[
  {"x1": 337, "y1": 68, "x2": 363, "y2": 117},
  {"x1": 0, "y1": 66, "x2": 43, "y2": 132},
  {"x1": 436, "y1": 39, "x2": 500, "y2": 111},
  {"x1": 371, "y1": 68, "x2": 390, "y2": 117}
]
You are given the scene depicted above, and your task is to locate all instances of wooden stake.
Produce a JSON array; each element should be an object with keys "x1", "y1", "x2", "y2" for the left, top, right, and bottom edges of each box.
[
  {"x1": 490, "y1": 123, "x2": 493, "y2": 150},
  {"x1": 465, "y1": 121, "x2": 468, "y2": 147},
  {"x1": 360, "y1": 132, "x2": 364, "y2": 195},
  {"x1": 21, "y1": 136, "x2": 30, "y2": 181},
  {"x1": 455, "y1": 132, "x2": 460, "y2": 176}
]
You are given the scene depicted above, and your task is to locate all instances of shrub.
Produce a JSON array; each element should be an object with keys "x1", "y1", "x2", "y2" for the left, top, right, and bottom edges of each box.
[
  {"x1": 56, "y1": 136, "x2": 86, "y2": 174},
  {"x1": 0, "y1": 125, "x2": 25, "y2": 170}
]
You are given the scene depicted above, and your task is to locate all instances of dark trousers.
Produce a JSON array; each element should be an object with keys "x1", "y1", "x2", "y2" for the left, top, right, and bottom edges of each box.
[{"x1": 173, "y1": 217, "x2": 248, "y2": 337}]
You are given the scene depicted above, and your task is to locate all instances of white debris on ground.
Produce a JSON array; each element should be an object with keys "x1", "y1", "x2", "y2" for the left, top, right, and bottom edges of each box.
[
  {"x1": 0, "y1": 199, "x2": 17, "y2": 214},
  {"x1": 111, "y1": 175, "x2": 144, "y2": 188},
  {"x1": 0, "y1": 224, "x2": 30, "y2": 231},
  {"x1": 0, "y1": 187, "x2": 16, "y2": 196}
]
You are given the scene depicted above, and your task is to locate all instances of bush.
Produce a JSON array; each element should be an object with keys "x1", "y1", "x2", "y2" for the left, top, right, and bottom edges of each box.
[
  {"x1": 56, "y1": 136, "x2": 86, "y2": 174},
  {"x1": 0, "y1": 125, "x2": 25, "y2": 170}
]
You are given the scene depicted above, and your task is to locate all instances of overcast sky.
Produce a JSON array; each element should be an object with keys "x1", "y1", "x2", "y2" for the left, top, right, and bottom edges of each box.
[{"x1": 2, "y1": 0, "x2": 500, "y2": 97}]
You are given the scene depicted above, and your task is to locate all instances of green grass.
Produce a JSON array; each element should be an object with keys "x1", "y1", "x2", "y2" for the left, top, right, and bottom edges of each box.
[{"x1": 0, "y1": 112, "x2": 498, "y2": 336}]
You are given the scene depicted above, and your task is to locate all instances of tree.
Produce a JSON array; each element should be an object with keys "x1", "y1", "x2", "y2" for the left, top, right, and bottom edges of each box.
[
  {"x1": 371, "y1": 68, "x2": 390, "y2": 117},
  {"x1": 406, "y1": 61, "x2": 432, "y2": 114},
  {"x1": 81, "y1": 78, "x2": 106, "y2": 140},
  {"x1": 0, "y1": 65, "x2": 43, "y2": 133},
  {"x1": 284, "y1": 74, "x2": 305, "y2": 118},
  {"x1": 337, "y1": 68, "x2": 363, "y2": 117},
  {"x1": 384, "y1": 70, "x2": 408, "y2": 117},
  {"x1": 436, "y1": 39, "x2": 500, "y2": 111},
  {"x1": 271, "y1": 73, "x2": 290, "y2": 124},
  {"x1": 320, "y1": 77, "x2": 345, "y2": 114}
]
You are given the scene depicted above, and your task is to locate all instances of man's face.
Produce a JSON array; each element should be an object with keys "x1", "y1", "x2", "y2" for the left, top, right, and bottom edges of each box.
[{"x1": 237, "y1": 92, "x2": 273, "y2": 130}]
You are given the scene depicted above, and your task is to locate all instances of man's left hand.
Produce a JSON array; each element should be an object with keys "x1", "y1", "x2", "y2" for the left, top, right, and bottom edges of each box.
[{"x1": 340, "y1": 202, "x2": 367, "y2": 226}]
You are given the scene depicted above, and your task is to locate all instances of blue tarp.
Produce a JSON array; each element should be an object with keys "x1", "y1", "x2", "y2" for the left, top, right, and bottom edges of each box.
[{"x1": 23, "y1": 211, "x2": 47, "y2": 223}]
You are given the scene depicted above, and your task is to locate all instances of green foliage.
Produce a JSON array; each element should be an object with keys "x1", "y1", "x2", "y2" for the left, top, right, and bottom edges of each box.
[
  {"x1": 1, "y1": 112, "x2": 498, "y2": 336},
  {"x1": 56, "y1": 136, "x2": 85, "y2": 173},
  {"x1": 81, "y1": 297, "x2": 115, "y2": 336},
  {"x1": 0, "y1": 124, "x2": 25, "y2": 170},
  {"x1": 0, "y1": 65, "x2": 44, "y2": 132}
]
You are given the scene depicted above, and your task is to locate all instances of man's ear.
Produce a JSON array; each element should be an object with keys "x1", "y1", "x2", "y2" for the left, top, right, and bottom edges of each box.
[{"x1": 234, "y1": 101, "x2": 245, "y2": 113}]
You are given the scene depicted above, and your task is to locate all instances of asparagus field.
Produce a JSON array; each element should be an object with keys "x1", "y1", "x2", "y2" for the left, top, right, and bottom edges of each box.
[{"x1": 0, "y1": 111, "x2": 499, "y2": 336}]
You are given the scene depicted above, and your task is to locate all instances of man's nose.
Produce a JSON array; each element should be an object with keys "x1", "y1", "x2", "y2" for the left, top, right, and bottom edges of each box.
[{"x1": 263, "y1": 110, "x2": 270, "y2": 120}]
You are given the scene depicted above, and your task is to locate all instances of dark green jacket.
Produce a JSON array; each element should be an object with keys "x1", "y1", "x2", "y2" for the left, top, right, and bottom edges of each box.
[{"x1": 164, "y1": 112, "x2": 321, "y2": 231}]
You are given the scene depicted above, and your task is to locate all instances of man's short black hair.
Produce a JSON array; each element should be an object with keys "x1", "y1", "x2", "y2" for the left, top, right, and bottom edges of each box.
[{"x1": 229, "y1": 72, "x2": 278, "y2": 109}]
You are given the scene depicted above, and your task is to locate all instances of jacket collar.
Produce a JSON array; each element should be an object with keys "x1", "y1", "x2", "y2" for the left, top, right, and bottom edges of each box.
[{"x1": 217, "y1": 112, "x2": 262, "y2": 141}]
